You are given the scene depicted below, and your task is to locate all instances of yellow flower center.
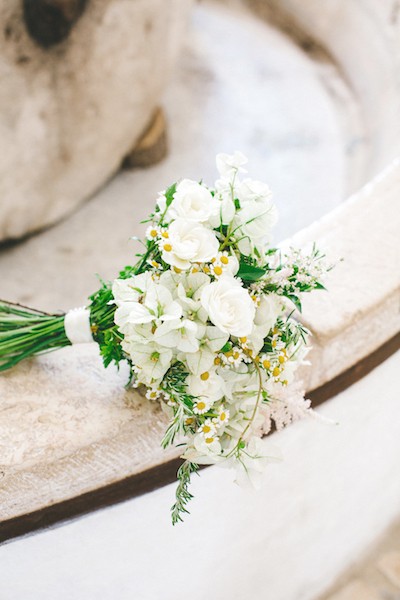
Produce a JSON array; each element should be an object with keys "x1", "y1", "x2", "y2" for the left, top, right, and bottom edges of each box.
[
  {"x1": 279, "y1": 355, "x2": 285, "y2": 364},
  {"x1": 192, "y1": 268, "x2": 198, "y2": 273},
  {"x1": 214, "y1": 266, "x2": 223, "y2": 276},
  {"x1": 214, "y1": 357, "x2": 221, "y2": 365},
  {"x1": 272, "y1": 340, "x2": 277, "y2": 348},
  {"x1": 200, "y1": 372, "x2": 209, "y2": 380},
  {"x1": 164, "y1": 244, "x2": 172, "y2": 252},
  {"x1": 150, "y1": 229, "x2": 157, "y2": 237},
  {"x1": 203, "y1": 425, "x2": 211, "y2": 433},
  {"x1": 203, "y1": 266, "x2": 210, "y2": 274},
  {"x1": 197, "y1": 402, "x2": 206, "y2": 411},
  {"x1": 221, "y1": 256, "x2": 229, "y2": 264},
  {"x1": 263, "y1": 360, "x2": 270, "y2": 369},
  {"x1": 161, "y1": 231, "x2": 169, "y2": 238},
  {"x1": 233, "y1": 352, "x2": 240, "y2": 360},
  {"x1": 220, "y1": 412, "x2": 226, "y2": 421},
  {"x1": 174, "y1": 267, "x2": 181, "y2": 273},
  {"x1": 240, "y1": 337, "x2": 247, "y2": 344},
  {"x1": 186, "y1": 417, "x2": 194, "y2": 425},
  {"x1": 205, "y1": 437, "x2": 214, "y2": 444},
  {"x1": 273, "y1": 366, "x2": 280, "y2": 377},
  {"x1": 211, "y1": 257, "x2": 216, "y2": 263}
]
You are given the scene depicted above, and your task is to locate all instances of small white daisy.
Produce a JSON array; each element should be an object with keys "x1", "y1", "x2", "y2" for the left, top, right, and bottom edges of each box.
[
  {"x1": 198, "y1": 418, "x2": 217, "y2": 437},
  {"x1": 193, "y1": 398, "x2": 212, "y2": 415}
]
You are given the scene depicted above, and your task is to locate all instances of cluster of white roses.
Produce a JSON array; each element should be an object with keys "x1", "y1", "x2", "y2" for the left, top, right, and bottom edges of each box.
[{"x1": 111, "y1": 152, "x2": 318, "y2": 501}]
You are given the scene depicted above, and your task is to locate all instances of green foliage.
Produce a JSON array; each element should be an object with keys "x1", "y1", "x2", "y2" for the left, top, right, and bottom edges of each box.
[
  {"x1": 171, "y1": 460, "x2": 199, "y2": 525},
  {"x1": 237, "y1": 256, "x2": 266, "y2": 282},
  {"x1": 88, "y1": 277, "x2": 123, "y2": 369},
  {"x1": 164, "y1": 182, "x2": 177, "y2": 209}
]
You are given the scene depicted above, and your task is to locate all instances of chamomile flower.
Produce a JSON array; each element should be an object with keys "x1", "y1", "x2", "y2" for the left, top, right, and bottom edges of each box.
[
  {"x1": 198, "y1": 418, "x2": 217, "y2": 437},
  {"x1": 145, "y1": 387, "x2": 162, "y2": 401},
  {"x1": 214, "y1": 405, "x2": 230, "y2": 427},
  {"x1": 221, "y1": 346, "x2": 244, "y2": 368},
  {"x1": 145, "y1": 225, "x2": 161, "y2": 241},
  {"x1": 193, "y1": 399, "x2": 213, "y2": 415}
]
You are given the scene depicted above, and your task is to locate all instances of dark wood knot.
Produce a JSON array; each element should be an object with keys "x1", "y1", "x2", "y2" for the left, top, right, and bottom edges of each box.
[{"x1": 23, "y1": 0, "x2": 88, "y2": 48}]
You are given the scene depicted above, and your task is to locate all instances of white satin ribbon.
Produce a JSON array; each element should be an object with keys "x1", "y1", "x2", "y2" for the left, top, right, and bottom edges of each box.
[{"x1": 64, "y1": 307, "x2": 93, "y2": 344}]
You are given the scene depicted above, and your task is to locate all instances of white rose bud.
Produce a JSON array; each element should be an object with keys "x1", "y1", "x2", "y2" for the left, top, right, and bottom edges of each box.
[
  {"x1": 161, "y1": 218, "x2": 219, "y2": 270},
  {"x1": 201, "y1": 276, "x2": 255, "y2": 337},
  {"x1": 169, "y1": 179, "x2": 219, "y2": 222}
]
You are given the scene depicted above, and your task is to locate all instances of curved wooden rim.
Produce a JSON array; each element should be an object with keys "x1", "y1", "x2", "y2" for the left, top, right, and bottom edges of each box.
[{"x1": 1, "y1": 331, "x2": 399, "y2": 545}]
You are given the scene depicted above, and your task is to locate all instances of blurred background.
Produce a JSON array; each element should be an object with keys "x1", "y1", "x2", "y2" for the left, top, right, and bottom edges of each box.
[{"x1": 0, "y1": 0, "x2": 368, "y2": 312}]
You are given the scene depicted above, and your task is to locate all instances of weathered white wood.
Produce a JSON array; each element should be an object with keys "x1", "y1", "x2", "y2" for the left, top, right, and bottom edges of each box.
[
  {"x1": 294, "y1": 157, "x2": 400, "y2": 391},
  {"x1": 0, "y1": 345, "x2": 179, "y2": 520}
]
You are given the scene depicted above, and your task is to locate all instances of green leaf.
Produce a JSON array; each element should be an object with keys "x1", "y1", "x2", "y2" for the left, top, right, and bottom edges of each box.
[
  {"x1": 237, "y1": 259, "x2": 266, "y2": 282},
  {"x1": 165, "y1": 182, "x2": 177, "y2": 208},
  {"x1": 220, "y1": 342, "x2": 231, "y2": 353},
  {"x1": 283, "y1": 293, "x2": 302, "y2": 313}
]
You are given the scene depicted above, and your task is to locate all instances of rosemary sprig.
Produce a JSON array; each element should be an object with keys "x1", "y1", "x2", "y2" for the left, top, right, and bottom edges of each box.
[{"x1": 171, "y1": 460, "x2": 199, "y2": 525}]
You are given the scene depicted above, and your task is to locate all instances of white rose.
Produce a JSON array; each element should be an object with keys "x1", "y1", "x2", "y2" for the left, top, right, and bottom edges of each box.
[
  {"x1": 161, "y1": 218, "x2": 219, "y2": 270},
  {"x1": 201, "y1": 276, "x2": 255, "y2": 337},
  {"x1": 237, "y1": 178, "x2": 272, "y2": 204},
  {"x1": 169, "y1": 179, "x2": 219, "y2": 222}
]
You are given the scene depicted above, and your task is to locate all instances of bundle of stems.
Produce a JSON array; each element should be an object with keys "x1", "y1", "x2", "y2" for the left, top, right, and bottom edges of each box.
[
  {"x1": 0, "y1": 277, "x2": 121, "y2": 373},
  {"x1": 0, "y1": 301, "x2": 70, "y2": 372}
]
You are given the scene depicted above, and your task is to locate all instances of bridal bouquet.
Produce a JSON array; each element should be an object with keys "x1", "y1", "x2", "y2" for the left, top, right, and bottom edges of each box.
[{"x1": 0, "y1": 152, "x2": 332, "y2": 523}]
